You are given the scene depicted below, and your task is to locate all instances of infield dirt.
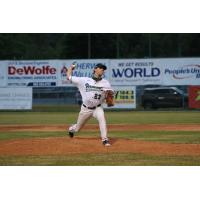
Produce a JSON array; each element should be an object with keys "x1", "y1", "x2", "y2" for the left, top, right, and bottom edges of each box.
[{"x1": 0, "y1": 124, "x2": 200, "y2": 156}]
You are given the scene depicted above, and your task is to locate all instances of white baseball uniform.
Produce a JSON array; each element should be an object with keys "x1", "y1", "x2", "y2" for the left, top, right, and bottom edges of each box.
[{"x1": 68, "y1": 75, "x2": 113, "y2": 141}]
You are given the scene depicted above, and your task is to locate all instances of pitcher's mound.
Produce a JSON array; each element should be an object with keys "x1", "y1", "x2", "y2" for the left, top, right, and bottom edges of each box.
[{"x1": 0, "y1": 137, "x2": 200, "y2": 156}]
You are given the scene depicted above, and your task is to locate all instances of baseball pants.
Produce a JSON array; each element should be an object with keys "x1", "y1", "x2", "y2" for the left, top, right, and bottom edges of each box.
[{"x1": 69, "y1": 105, "x2": 108, "y2": 141}]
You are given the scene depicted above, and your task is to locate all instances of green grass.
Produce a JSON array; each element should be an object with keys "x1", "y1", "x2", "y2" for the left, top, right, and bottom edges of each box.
[
  {"x1": 0, "y1": 130, "x2": 200, "y2": 144},
  {"x1": 0, "y1": 112, "x2": 77, "y2": 125},
  {"x1": 105, "y1": 111, "x2": 200, "y2": 124},
  {"x1": 108, "y1": 131, "x2": 200, "y2": 144},
  {"x1": 0, "y1": 131, "x2": 65, "y2": 141},
  {"x1": 0, "y1": 111, "x2": 200, "y2": 125},
  {"x1": 0, "y1": 153, "x2": 200, "y2": 166},
  {"x1": 32, "y1": 104, "x2": 80, "y2": 112}
]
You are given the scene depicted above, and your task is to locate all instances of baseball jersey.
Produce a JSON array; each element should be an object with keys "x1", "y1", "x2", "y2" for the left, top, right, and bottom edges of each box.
[{"x1": 69, "y1": 76, "x2": 113, "y2": 107}]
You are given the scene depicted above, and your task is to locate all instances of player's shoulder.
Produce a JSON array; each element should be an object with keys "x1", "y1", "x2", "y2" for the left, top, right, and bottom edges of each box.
[
  {"x1": 101, "y1": 78, "x2": 110, "y2": 84},
  {"x1": 83, "y1": 77, "x2": 93, "y2": 82},
  {"x1": 72, "y1": 76, "x2": 91, "y2": 81}
]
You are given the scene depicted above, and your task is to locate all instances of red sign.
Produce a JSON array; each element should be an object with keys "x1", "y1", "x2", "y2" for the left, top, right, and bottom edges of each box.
[{"x1": 189, "y1": 86, "x2": 200, "y2": 109}]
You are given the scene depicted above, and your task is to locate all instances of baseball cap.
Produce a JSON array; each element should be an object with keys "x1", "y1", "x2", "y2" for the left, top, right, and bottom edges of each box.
[{"x1": 95, "y1": 63, "x2": 107, "y2": 70}]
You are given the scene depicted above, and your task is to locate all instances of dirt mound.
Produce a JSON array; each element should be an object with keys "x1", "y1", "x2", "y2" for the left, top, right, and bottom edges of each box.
[{"x1": 0, "y1": 137, "x2": 200, "y2": 156}]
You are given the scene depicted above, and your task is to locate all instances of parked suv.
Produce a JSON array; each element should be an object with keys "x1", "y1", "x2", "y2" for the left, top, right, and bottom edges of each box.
[{"x1": 141, "y1": 87, "x2": 188, "y2": 109}]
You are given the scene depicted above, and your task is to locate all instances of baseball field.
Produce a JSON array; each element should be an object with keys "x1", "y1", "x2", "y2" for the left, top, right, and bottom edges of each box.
[{"x1": 0, "y1": 108, "x2": 200, "y2": 166}]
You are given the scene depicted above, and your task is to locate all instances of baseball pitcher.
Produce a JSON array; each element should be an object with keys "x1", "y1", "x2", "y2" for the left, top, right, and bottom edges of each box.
[{"x1": 67, "y1": 63, "x2": 114, "y2": 146}]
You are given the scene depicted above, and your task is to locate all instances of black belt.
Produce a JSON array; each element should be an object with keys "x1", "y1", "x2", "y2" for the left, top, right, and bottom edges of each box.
[{"x1": 83, "y1": 104, "x2": 101, "y2": 110}]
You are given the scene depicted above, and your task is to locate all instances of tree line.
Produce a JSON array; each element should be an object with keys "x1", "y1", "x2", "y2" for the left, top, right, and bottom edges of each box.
[{"x1": 0, "y1": 33, "x2": 200, "y2": 60}]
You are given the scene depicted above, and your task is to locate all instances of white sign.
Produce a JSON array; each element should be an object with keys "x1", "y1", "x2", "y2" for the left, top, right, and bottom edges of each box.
[
  {"x1": 7, "y1": 60, "x2": 58, "y2": 87},
  {"x1": 161, "y1": 58, "x2": 200, "y2": 85},
  {"x1": 104, "y1": 86, "x2": 136, "y2": 109},
  {"x1": 0, "y1": 87, "x2": 32, "y2": 110},
  {"x1": 0, "y1": 61, "x2": 7, "y2": 87},
  {"x1": 109, "y1": 59, "x2": 162, "y2": 86},
  {"x1": 109, "y1": 58, "x2": 200, "y2": 86}
]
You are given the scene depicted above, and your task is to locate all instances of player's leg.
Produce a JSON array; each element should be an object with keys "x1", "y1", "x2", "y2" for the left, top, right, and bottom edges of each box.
[
  {"x1": 68, "y1": 105, "x2": 93, "y2": 137},
  {"x1": 93, "y1": 106, "x2": 111, "y2": 146}
]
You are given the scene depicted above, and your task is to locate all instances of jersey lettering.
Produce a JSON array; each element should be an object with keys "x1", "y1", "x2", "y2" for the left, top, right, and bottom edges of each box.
[
  {"x1": 85, "y1": 83, "x2": 103, "y2": 92},
  {"x1": 94, "y1": 94, "x2": 101, "y2": 100}
]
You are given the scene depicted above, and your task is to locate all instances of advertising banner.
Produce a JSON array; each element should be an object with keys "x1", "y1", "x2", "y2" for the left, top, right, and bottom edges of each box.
[
  {"x1": 1, "y1": 58, "x2": 200, "y2": 87},
  {"x1": 57, "y1": 59, "x2": 110, "y2": 86},
  {"x1": 109, "y1": 58, "x2": 200, "y2": 86},
  {"x1": 104, "y1": 86, "x2": 136, "y2": 109},
  {"x1": 4, "y1": 59, "x2": 109, "y2": 87},
  {"x1": 188, "y1": 86, "x2": 200, "y2": 109},
  {"x1": 7, "y1": 60, "x2": 59, "y2": 87},
  {"x1": 0, "y1": 61, "x2": 7, "y2": 87},
  {"x1": 0, "y1": 87, "x2": 32, "y2": 110},
  {"x1": 162, "y1": 58, "x2": 200, "y2": 85},
  {"x1": 109, "y1": 59, "x2": 162, "y2": 86}
]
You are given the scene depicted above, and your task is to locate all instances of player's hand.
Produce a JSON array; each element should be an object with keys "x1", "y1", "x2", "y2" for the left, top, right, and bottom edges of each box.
[{"x1": 71, "y1": 62, "x2": 76, "y2": 70}]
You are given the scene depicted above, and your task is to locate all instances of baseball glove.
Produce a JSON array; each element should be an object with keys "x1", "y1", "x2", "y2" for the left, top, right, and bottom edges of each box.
[{"x1": 105, "y1": 90, "x2": 115, "y2": 107}]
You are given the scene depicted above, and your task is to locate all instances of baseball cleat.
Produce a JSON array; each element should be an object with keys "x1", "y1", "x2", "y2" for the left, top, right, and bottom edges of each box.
[
  {"x1": 68, "y1": 131, "x2": 74, "y2": 138},
  {"x1": 102, "y1": 140, "x2": 111, "y2": 146}
]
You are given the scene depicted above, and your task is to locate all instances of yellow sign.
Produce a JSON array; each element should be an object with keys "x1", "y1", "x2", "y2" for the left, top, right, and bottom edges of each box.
[{"x1": 115, "y1": 90, "x2": 134, "y2": 104}]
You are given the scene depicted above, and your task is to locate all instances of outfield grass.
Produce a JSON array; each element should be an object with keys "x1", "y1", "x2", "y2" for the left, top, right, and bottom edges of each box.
[
  {"x1": 108, "y1": 131, "x2": 200, "y2": 144},
  {"x1": 32, "y1": 104, "x2": 80, "y2": 112},
  {"x1": 0, "y1": 111, "x2": 200, "y2": 125},
  {"x1": 0, "y1": 153, "x2": 200, "y2": 166},
  {"x1": 0, "y1": 130, "x2": 200, "y2": 144},
  {"x1": 0, "y1": 131, "x2": 64, "y2": 141}
]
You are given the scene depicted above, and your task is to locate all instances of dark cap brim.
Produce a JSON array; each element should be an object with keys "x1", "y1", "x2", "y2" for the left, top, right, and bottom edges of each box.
[{"x1": 95, "y1": 63, "x2": 107, "y2": 70}]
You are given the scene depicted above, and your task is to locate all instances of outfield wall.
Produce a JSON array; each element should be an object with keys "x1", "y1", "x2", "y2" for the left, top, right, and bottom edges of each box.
[
  {"x1": 0, "y1": 58, "x2": 200, "y2": 109},
  {"x1": 0, "y1": 58, "x2": 200, "y2": 87}
]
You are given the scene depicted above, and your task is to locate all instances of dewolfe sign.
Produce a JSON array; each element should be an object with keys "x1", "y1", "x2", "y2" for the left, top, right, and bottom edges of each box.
[
  {"x1": 8, "y1": 66, "x2": 56, "y2": 75},
  {"x1": 7, "y1": 64, "x2": 58, "y2": 87}
]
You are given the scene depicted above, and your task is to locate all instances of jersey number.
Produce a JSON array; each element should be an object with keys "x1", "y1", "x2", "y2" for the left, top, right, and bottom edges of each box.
[{"x1": 94, "y1": 94, "x2": 101, "y2": 100}]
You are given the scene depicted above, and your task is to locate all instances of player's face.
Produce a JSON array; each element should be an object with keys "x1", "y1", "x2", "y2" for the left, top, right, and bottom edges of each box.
[{"x1": 94, "y1": 67, "x2": 105, "y2": 77}]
